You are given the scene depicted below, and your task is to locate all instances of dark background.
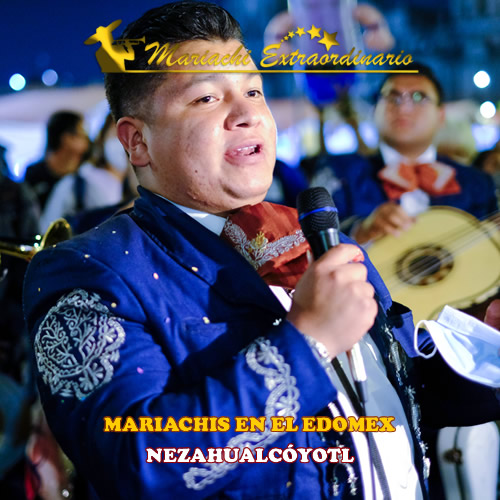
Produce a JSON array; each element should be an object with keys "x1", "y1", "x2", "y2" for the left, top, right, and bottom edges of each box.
[{"x1": 1, "y1": 0, "x2": 499, "y2": 102}]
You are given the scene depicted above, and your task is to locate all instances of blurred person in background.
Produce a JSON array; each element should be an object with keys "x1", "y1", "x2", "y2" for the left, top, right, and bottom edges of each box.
[
  {"x1": 40, "y1": 113, "x2": 135, "y2": 233},
  {"x1": 264, "y1": 159, "x2": 308, "y2": 207},
  {"x1": 310, "y1": 62, "x2": 497, "y2": 244},
  {"x1": 474, "y1": 141, "x2": 500, "y2": 199},
  {"x1": 0, "y1": 148, "x2": 86, "y2": 500},
  {"x1": 24, "y1": 111, "x2": 89, "y2": 211},
  {"x1": 311, "y1": 62, "x2": 499, "y2": 499},
  {"x1": 261, "y1": 2, "x2": 396, "y2": 207},
  {"x1": 0, "y1": 145, "x2": 39, "y2": 379},
  {"x1": 0, "y1": 145, "x2": 40, "y2": 499}
]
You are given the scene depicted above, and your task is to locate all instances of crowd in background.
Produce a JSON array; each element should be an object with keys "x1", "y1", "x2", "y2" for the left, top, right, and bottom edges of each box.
[{"x1": 0, "y1": 109, "x2": 137, "y2": 500}]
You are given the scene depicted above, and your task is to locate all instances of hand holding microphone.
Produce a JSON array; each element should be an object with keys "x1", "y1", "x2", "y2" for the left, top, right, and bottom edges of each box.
[{"x1": 286, "y1": 187, "x2": 378, "y2": 401}]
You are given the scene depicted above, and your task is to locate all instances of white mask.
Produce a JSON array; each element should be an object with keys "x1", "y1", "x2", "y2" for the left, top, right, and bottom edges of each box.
[
  {"x1": 104, "y1": 137, "x2": 129, "y2": 172},
  {"x1": 414, "y1": 305, "x2": 500, "y2": 388}
]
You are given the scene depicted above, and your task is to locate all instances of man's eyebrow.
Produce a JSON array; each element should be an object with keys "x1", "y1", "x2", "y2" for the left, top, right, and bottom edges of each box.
[{"x1": 175, "y1": 72, "x2": 263, "y2": 94}]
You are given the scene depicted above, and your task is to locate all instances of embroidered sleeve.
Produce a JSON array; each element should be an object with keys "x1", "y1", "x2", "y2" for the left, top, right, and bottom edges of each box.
[
  {"x1": 183, "y1": 337, "x2": 300, "y2": 491},
  {"x1": 34, "y1": 288, "x2": 125, "y2": 400}
]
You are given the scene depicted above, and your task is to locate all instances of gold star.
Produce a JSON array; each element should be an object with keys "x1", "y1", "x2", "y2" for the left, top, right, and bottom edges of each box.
[
  {"x1": 307, "y1": 25, "x2": 321, "y2": 40},
  {"x1": 284, "y1": 35, "x2": 289, "y2": 41},
  {"x1": 318, "y1": 30, "x2": 339, "y2": 51},
  {"x1": 296, "y1": 27, "x2": 306, "y2": 37},
  {"x1": 287, "y1": 31, "x2": 295, "y2": 39}
]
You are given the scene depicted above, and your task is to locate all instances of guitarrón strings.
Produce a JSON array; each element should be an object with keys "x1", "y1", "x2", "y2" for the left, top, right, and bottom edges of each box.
[{"x1": 375, "y1": 208, "x2": 500, "y2": 295}]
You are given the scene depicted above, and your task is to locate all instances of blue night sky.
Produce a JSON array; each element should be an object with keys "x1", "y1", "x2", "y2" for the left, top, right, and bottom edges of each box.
[
  {"x1": 0, "y1": 0, "x2": 451, "y2": 93},
  {"x1": 0, "y1": 1, "x2": 174, "y2": 91}
]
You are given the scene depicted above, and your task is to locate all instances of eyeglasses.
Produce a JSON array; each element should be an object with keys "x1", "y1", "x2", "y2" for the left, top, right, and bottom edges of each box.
[{"x1": 379, "y1": 90, "x2": 436, "y2": 107}]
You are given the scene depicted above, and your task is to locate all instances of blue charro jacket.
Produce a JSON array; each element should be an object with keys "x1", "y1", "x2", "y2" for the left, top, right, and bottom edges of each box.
[
  {"x1": 23, "y1": 187, "x2": 499, "y2": 499},
  {"x1": 310, "y1": 153, "x2": 498, "y2": 228}
]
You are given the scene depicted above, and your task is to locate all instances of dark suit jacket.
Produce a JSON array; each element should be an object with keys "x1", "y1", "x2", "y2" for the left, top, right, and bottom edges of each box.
[
  {"x1": 23, "y1": 187, "x2": 499, "y2": 499},
  {"x1": 310, "y1": 153, "x2": 497, "y2": 228}
]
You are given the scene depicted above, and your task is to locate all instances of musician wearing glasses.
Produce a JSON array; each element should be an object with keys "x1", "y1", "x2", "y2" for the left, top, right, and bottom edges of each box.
[
  {"x1": 22, "y1": 5, "x2": 500, "y2": 500},
  {"x1": 311, "y1": 62, "x2": 497, "y2": 245},
  {"x1": 311, "y1": 62, "x2": 500, "y2": 499}
]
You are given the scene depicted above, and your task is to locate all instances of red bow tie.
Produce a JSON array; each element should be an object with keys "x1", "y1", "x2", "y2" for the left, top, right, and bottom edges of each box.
[
  {"x1": 221, "y1": 202, "x2": 310, "y2": 289},
  {"x1": 378, "y1": 161, "x2": 461, "y2": 200}
]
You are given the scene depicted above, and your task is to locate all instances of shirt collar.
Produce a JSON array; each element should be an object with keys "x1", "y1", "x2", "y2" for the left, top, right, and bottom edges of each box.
[
  {"x1": 152, "y1": 193, "x2": 227, "y2": 236},
  {"x1": 380, "y1": 143, "x2": 437, "y2": 166}
]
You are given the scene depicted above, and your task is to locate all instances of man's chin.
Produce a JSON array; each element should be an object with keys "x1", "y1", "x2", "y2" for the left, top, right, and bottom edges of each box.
[
  {"x1": 213, "y1": 191, "x2": 268, "y2": 215},
  {"x1": 241, "y1": 188, "x2": 271, "y2": 207},
  {"x1": 386, "y1": 135, "x2": 418, "y2": 150}
]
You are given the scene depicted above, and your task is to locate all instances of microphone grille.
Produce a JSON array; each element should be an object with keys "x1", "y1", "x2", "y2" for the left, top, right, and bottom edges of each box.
[{"x1": 297, "y1": 187, "x2": 339, "y2": 236}]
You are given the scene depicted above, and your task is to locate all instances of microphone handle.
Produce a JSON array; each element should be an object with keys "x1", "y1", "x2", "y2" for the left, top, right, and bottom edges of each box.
[
  {"x1": 307, "y1": 228, "x2": 339, "y2": 260},
  {"x1": 307, "y1": 228, "x2": 368, "y2": 404}
]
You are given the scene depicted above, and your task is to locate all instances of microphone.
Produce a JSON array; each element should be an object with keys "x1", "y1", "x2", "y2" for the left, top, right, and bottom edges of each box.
[{"x1": 297, "y1": 187, "x2": 368, "y2": 404}]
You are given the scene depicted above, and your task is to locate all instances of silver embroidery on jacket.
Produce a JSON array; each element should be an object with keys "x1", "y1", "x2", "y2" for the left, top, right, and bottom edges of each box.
[
  {"x1": 405, "y1": 385, "x2": 430, "y2": 479},
  {"x1": 34, "y1": 289, "x2": 125, "y2": 400},
  {"x1": 384, "y1": 324, "x2": 408, "y2": 386},
  {"x1": 183, "y1": 337, "x2": 300, "y2": 491},
  {"x1": 222, "y1": 220, "x2": 305, "y2": 271}
]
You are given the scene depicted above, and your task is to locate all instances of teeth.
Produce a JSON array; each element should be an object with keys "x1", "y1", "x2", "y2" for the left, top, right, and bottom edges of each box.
[{"x1": 233, "y1": 145, "x2": 258, "y2": 156}]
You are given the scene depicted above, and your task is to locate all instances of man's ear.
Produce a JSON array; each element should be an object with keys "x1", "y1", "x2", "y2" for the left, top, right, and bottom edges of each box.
[{"x1": 116, "y1": 117, "x2": 150, "y2": 167}]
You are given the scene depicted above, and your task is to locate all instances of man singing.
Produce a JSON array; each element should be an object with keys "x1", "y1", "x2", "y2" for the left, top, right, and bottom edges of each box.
[{"x1": 24, "y1": 3, "x2": 499, "y2": 499}]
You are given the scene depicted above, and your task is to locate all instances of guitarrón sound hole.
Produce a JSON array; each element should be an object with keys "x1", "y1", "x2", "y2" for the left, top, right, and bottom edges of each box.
[
  {"x1": 408, "y1": 256, "x2": 440, "y2": 276},
  {"x1": 396, "y1": 244, "x2": 454, "y2": 286}
]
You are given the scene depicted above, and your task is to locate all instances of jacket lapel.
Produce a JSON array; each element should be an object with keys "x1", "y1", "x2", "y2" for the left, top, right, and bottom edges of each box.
[{"x1": 131, "y1": 188, "x2": 286, "y2": 318}]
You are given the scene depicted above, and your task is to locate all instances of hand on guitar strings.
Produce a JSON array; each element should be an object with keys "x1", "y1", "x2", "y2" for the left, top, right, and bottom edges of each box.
[{"x1": 353, "y1": 201, "x2": 416, "y2": 245}]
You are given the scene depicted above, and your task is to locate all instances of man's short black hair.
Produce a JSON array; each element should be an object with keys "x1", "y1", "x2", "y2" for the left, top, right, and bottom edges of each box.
[
  {"x1": 377, "y1": 62, "x2": 444, "y2": 105},
  {"x1": 46, "y1": 111, "x2": 83, "y2": 152},
  {"x1": 105, "y1": 1, "x2": 244, "y2": 121}
]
